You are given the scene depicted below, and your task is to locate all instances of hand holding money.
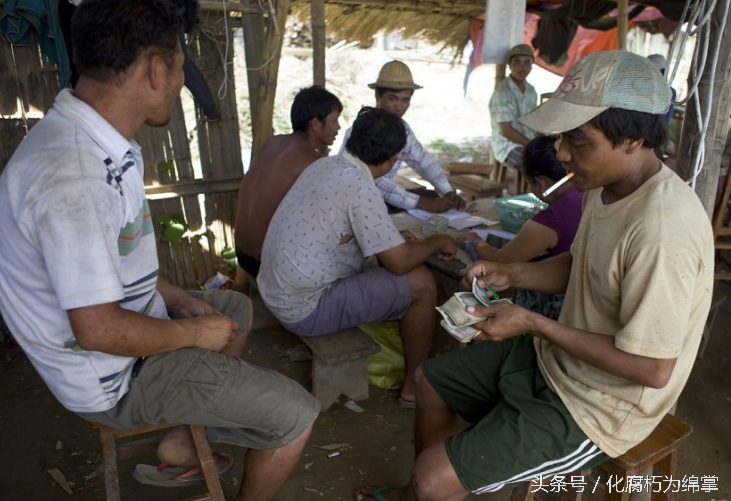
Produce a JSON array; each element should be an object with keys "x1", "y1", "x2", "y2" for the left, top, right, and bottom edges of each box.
[{"x1": 436, "y1": 277, "x2": 512, "y2": 342}]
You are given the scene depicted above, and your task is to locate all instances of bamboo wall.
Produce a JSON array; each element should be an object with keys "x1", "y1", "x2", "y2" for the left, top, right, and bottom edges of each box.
[{"x1": 0, "y1": 12, "x2": 244, "y2": 289}]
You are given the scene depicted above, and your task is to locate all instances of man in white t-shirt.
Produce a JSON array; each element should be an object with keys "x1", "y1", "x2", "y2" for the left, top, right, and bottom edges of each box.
[
  {"x1": 0, "y1": 0, "x2": 318, "y2": 498},
  {"x1": 340, "y1": 61, "x2": 466, "y2": 213}
]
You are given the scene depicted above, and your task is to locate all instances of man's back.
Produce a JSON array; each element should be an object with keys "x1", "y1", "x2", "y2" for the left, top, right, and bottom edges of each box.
[
  {"x1": 258, "y1": 153, "x2": 404, "y2": 324},
  {"x1": 235, "y1": 134, "x2": 321, "y2": 257}
]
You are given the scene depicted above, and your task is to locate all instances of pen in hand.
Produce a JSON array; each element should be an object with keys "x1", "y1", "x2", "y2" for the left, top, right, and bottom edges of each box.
[{"x1": 483, "y1": 286, "x2": 500, "y2": 300}]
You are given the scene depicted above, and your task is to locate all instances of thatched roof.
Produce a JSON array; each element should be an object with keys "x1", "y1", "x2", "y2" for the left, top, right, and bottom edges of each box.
[{"x1": 290, "y1": 0, "x2": 689, "y2": 55}]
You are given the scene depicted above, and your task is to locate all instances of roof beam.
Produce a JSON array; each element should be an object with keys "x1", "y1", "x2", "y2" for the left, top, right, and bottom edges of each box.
[{"x1": 323, "y1": 0, "x2": 482, "y2": 16}]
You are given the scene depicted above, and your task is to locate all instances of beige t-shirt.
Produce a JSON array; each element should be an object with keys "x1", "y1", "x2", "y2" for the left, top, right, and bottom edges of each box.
[{"x1": 536, "y1": 165, "x2": 714, "y2": 457}]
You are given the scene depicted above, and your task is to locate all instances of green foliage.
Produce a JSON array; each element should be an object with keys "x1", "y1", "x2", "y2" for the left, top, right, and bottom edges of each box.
[{"x1": 156, "y1": 161, "x2": 173, "y2": 173}]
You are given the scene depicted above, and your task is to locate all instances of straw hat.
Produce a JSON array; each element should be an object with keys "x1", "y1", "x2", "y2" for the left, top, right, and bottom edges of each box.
[{"x1": 368, "y1": 60, "x2": 423, "y2": 90}]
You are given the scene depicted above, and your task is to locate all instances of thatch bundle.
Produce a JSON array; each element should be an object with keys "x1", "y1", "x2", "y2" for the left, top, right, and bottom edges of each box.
[{"x1": 290, "y1": 1, "x2": 484, "y2": 55}]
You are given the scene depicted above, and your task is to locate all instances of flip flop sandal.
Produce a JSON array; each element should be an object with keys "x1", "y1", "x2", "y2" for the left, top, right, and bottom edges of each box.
[
  {"x1": 398, "y1": 397, "x2": 416, "y2": 409},
  {"x1": 361, "y1": 486, "x2": 394, "y2": 500},
  {"x1": 132, "y1": 452, "x2": 234, "y2": 487}
]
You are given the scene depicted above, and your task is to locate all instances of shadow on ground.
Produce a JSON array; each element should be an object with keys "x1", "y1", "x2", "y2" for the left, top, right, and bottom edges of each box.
[{"x1": 1, "y1": 282, "x2": 729, "y2": 501}]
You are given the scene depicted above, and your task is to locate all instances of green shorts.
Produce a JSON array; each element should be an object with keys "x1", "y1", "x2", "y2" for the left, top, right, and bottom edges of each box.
[{"x1": 422, "y1": 335, "x2": 608, "y2": 494}]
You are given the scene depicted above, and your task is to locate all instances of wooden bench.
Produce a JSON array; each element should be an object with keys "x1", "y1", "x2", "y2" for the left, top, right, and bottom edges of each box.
[
  {"x1": 300, "y1": 327, "x2": 381, "y2": 411},
  {"x1": 449, "y1": 174, "x2": 506, "y2": 201}
]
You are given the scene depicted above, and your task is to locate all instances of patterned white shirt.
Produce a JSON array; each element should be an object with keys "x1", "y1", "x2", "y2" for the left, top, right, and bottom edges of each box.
[
  {"x1": 258, "y1": 152, "x2": 405, "y2": 323},
  {"x1": 339, "y1": 120, "x2": 453, "y2": 209}
]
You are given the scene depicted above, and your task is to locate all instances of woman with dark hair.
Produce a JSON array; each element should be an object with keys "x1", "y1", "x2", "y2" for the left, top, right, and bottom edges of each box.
[{"x1": 456, "y1": 134, "x2": 583, "y2": 318}]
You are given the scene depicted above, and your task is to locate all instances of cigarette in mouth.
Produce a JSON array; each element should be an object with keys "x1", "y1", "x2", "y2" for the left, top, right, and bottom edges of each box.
[{"x1": 542, "y1": 172, "x2": 575, "y2": 197}]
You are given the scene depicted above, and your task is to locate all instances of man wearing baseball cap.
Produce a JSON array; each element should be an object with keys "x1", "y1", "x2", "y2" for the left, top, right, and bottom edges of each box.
[
  {"x1": 340, "y1": 60, "x2": 466, "y2": 213},
  {"x1": 488, "y1": 43, "x2": 538, "y2": 171},
  {"x1": 357, "y1": 50, "x2": 714, "y2": 501}
]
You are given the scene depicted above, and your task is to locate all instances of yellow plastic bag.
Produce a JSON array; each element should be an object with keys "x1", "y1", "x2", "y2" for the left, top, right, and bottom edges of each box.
[{"x1": 359, "y1": 321, "x2": 404, "y2": 390}]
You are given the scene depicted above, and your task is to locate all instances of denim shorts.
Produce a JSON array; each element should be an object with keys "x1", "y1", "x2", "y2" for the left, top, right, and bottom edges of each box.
[{"x1": 282, "y1": 266, "x2": 411, "y2": 337}]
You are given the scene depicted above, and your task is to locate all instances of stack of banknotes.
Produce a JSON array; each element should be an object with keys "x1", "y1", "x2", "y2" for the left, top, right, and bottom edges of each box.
[
  {"x1": 436, "y1": 278, "x2": 512, "y2": 342},
  {"x1": 421, "y1": 214, "x2": 449, "y2": 237}
]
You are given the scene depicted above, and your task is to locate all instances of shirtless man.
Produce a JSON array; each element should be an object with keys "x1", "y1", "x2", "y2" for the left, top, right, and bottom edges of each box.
[{"x1": 235, "y1": 86, "x2": 342, "y2": 277}]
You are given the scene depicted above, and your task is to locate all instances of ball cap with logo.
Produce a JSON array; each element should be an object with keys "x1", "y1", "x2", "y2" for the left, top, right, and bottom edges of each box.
[{"x1": 518, "y1": 50, "x2": 671, "y2": 134}]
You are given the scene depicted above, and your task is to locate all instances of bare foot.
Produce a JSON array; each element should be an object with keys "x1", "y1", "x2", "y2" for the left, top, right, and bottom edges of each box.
[{"x1": 156, "y1": 425, "x2": 199, "y2": 466}]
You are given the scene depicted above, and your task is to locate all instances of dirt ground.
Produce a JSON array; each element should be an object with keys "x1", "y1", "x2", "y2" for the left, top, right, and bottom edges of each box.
[{"x1": 1, "y1": 278, "x2": 730, "y2": 501}]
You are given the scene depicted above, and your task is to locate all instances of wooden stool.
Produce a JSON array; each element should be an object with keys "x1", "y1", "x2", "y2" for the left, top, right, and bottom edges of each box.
[
  {"x1": 496, "y1": 161, "x2": 528, "y2": 195},
  {"x1": 597, "y1": 413, "x2": 692, "y2": 500},
  {"x1": 510, "y1": 413, "x2": 692, "y2": 500},
  {"x1": 300, "y1": 327, "x2": 381, "y2": 411},
  {"x1": 449, "y1": 174, "x2": 506, "y2": 201},
  {"x1": 90, "y1": 422, "x2": 226, "y2": 501}
]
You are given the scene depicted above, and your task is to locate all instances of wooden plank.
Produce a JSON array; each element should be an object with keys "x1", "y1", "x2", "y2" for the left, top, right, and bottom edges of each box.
[
  {"x1": 0, "y1": 39, "x2": 20, "y2": 115},
  {"x1": 251, "y1": 0, "x2": 290, "y2": 162},
  {"x1": 311, "y1": 0, "x2": 326, "y2": 87},
  {"x1": 300, "y1": 327, "x2": 380, "y2": 365},
  {"x1": 241, "y1": 3, "x2": 265, "y2": 125},
  {"x1": 675, "y1": 1, "x2": 731, "y2": 219},
  {"x1": 195, "y1": 12, "x2": 244, "y2": 180},
  {"x1": 0, "y1": 118, "x2": 38, "y2": 174}
]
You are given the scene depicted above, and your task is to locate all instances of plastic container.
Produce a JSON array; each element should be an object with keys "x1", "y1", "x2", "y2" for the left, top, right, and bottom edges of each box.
[{"x1": 495, "y1": 193, "x2": 548, "y2": 233}]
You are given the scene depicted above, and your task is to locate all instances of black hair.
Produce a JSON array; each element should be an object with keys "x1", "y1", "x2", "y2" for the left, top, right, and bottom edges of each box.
[
  {"x1": 521, "y1": 135, "x2": 565, "y2": 181},
  {"x1": 345, "y1": 107, "x2": 406, "y2": 165},
  {"x1": 374, "y1": 87, "x2": 415, "y2": 98},
  {"x1": 71, "y1": 0, "x2": 183, "y2": 83},
  {"x1": 588, "y1": 108, "x2": 668, "y2": 149},
  {"x1": 290, "y1": 86, "x2": 343, "y2": 132}
]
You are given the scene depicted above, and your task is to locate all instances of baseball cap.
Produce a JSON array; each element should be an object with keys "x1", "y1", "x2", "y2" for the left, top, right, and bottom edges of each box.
[
  {"x1": 508, "y1": 44, "x2": 534, "y2": 62},
  {"x1": 518, "y1": 50, "x2": 671, "y2": 134},
  {"x1": 368, "y1": 61, "x2": 423, "y2": 90}
]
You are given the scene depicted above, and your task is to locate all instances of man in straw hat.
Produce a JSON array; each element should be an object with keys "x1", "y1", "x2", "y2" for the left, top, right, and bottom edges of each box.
[
  {"x1": 488, "y1": 43, "x2": 538, "y2": 171},
  {"x1": 340, "y1": 60, "x2": 466, "y2": 213},
  {"x1": 356, "y1": 50, "x2": 713, "y2": 501}
]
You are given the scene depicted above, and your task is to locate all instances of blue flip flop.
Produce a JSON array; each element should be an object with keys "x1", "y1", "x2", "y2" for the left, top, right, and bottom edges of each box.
[{"x1": 363, "y1": 486, "x2": 393, "y2": 500}]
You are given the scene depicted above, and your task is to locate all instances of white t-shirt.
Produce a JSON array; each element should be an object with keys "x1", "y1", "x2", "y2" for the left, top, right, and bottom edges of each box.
[{"x1": 0, "y1": 89, "x2": 168, "y2": 413}]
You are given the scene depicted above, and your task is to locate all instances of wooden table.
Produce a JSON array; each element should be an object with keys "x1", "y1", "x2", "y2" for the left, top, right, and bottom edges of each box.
[{"x1": 390, "y1": 198, "x2": 505, "y2": 293}]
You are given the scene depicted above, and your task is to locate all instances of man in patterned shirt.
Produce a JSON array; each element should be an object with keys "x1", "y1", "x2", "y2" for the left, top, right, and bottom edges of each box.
[
  {"x1": 0, "y1": 0, "x2": 318, "y2": 498},
  {"x1": 259, "y1": 107, "x2": 457, "y2": 407},
  {"x1": 340, "y1": 61, "x2": 466, "y2": 213},
  {"x1": 489, "y1": 44, "x2": 539, "y2": 170}
]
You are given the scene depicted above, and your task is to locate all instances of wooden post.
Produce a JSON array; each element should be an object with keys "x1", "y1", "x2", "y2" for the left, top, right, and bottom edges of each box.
[
  {"x1": 675, "y1": 0, "x2": 731, "y2": 219},
  {"x1": 241, "y1": 1, "x2": 265, "y2": 125},
  {"x1": 495, "y1": 63, "x2": 506, "y2": 89},
  {"x1": 617, "y1": 0, "x2": 628, "y2": 50},
  {"x1": 310, "y1": 0, "x2": 326, "y2": 87},
  {"x1": 250, "y1": 0, "x2": 290, "y2": 165}
]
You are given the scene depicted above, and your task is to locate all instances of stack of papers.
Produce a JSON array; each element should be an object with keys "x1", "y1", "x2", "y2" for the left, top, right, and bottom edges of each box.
[{"x1": 406, "y1": 209, "x2": 498, "y2": 230}]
